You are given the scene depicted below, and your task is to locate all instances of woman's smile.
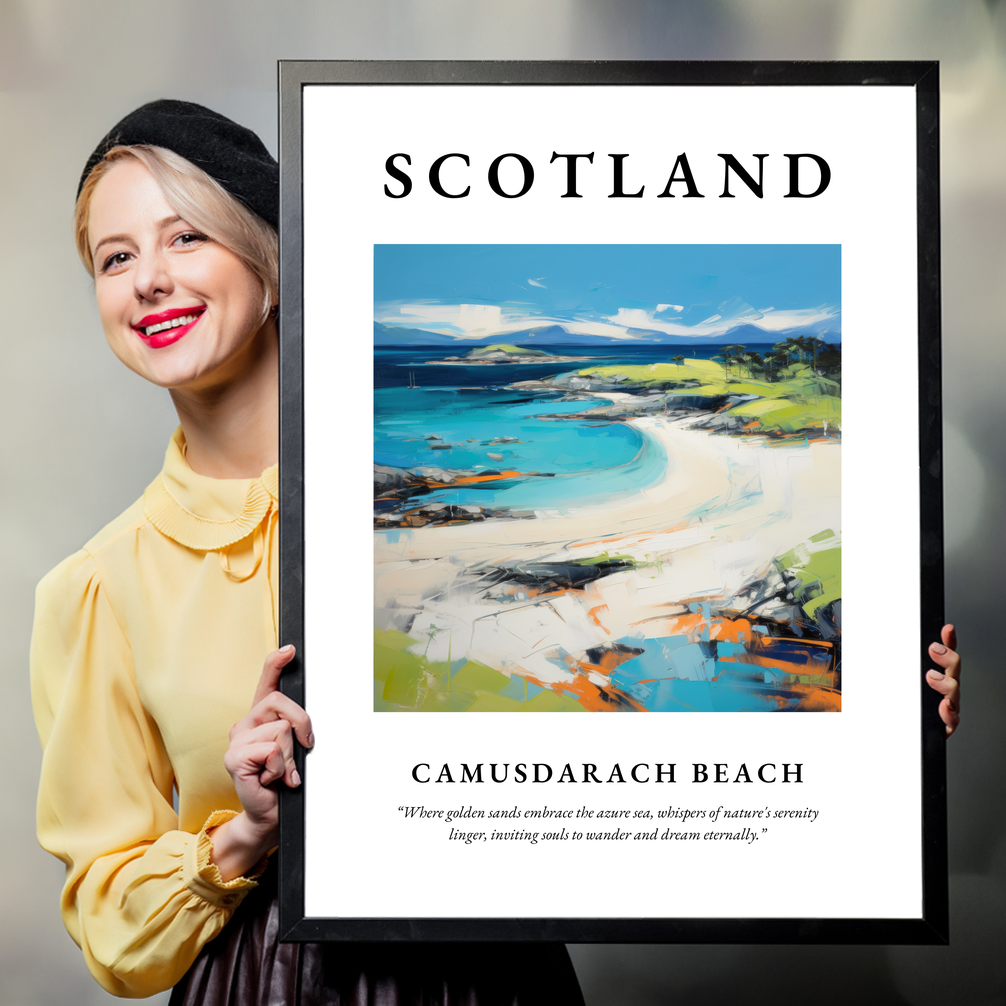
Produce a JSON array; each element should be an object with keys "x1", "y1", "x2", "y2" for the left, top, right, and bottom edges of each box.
[{"x1": 133, "y1": 306, "x2": 207, "y2": 348}]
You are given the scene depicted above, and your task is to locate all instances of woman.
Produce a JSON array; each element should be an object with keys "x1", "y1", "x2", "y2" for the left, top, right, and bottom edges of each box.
[
  {"x1": 31, "y1": 100, "x2": 586, "y2": 1003},
  {"x1": 33, "y1": 99, "x2": 963, "y2": 1003}
]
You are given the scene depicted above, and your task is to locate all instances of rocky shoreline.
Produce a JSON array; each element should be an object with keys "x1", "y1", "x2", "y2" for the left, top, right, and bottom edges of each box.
[
  {"x1": 424, "y1": 344, "x2": 596, "y2": 366},
  {"x1": 374, "y1": 462, "x2": 550, "y2": 528},
  {"x1": 510, "y1": 368, "x2": 841, "y2": 439},
  {"x1": 375, "y1": 355, "x2": 840, "y2": 527}
]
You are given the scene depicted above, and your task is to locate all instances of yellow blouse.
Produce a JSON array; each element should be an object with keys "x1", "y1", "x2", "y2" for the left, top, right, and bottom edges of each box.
[{"x1": 31, "y1": 429, "x2": 279, "y2": 998}]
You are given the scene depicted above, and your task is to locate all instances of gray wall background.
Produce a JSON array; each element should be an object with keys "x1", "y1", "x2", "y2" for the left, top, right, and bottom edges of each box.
[{"x1": 2, "y1": 2, "x2": 1003, "y2": 1003}]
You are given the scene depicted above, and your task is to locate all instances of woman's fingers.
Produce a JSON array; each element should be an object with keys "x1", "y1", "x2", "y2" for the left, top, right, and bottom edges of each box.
[
  {"x1": 926, "y1": 667, "x2": 959, "y2": 705},
  {"x1": 232, "y1": 689, "x2": 314, "y2": 750},
  {"x1": 224, "y1": 738, "x2": 287, "y2": 788},
  {"x1": 941, "y1": 623, "x2": 958, "y2": 653},
  {"x1": 259, "y1": 742, "x2": 289, "y2": 787},
  {"x1": 254, "y1": 691, "x2": 314, "y2": 748},
  {"x1": 924, "y1": 677, "x2": 960, "y2": 736},
  {"x1": 230, "y1": 719, "x2": 301, "y2": 788},
  {"x1": 252, "y1": 644, "x2": 296, "y2": 707},
  {"x1": 927, "y1": 623, "x2": 961, "y2": 737},
  {"x1": 929, "y1": 636, "x2": 960, "y2": 675},
  {"x1": 219, "y1": 647, "x2": 309, "y2": 845},
  {"x1": 224, "y1": 645, "x2": 311, "y2": 810},
  {"x1": 240, "y1": 644, "x2": 314, "y2": 749},
  {"x1": 928, "y1": 634, "x2": 961, "y2": 684}
]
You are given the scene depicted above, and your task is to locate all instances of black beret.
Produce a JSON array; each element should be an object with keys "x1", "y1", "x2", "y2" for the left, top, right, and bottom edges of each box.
[{"x1": 78, "y1": 99, "x2": 278, "y2": 228}]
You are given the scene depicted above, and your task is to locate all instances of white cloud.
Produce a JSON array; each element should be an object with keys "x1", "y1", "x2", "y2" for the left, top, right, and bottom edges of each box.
[
  {"x1": 376, "y1": 300, "x2": 840, "y2": 342},
  {"x1": 745, "y1": 306, "x2": 838, "y2": 332},
  {"x1": 387, "y1": 302, "x2": 503, "y2": 335},
  {"x1": 458, "y1": 303, "x2": 502, "y2": 333}
]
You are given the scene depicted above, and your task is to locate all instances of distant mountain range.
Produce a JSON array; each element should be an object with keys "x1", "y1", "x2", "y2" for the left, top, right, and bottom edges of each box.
[{"x1": 374, "y1": 321, "x2": 842, "y2": 348}]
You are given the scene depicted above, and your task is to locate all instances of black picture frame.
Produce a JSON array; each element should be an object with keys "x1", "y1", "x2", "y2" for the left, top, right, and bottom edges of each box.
[{"x1": 277, "y1": 60, "x2": 945, "y2": 944}]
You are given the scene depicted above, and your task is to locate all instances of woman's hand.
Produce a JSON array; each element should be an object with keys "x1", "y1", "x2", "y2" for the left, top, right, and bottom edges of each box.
[
  {"x1": 926, "y1": 624, "x2": 961, "y2": 738},
  {"x1": 209, "y1": 645, "x2": 314, "y2": 881}
]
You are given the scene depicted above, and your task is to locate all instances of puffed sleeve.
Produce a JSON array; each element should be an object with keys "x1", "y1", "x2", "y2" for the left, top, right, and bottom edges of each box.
[{"x1": 31, "y1": 549, "x2": 262, "y2": 998}]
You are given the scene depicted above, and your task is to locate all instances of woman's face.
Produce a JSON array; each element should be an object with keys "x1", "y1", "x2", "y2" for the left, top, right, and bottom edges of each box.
[{"x1": 87, "y1": 158, "x2": 270, "y2": 392}]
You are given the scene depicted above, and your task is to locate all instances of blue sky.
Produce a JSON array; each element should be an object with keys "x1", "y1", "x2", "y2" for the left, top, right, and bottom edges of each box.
[{"x1": 374, "y1": 244, "x2": 840, "y2": 343}]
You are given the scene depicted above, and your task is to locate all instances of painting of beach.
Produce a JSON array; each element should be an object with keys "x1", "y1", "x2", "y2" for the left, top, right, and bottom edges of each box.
[{"x1": 374, "y1": 245, "x2": 841, "y2": 713}]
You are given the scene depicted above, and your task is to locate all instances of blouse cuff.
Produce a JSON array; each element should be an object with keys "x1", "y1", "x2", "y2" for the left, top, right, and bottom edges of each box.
[{"x1": 183, "y1": 810, "x2": 269, "y2": 909}]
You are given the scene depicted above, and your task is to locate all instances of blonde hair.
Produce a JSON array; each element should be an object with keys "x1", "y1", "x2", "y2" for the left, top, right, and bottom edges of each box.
[{"x1": 75, "y1": 145, "x2": 278, "y2": 323}]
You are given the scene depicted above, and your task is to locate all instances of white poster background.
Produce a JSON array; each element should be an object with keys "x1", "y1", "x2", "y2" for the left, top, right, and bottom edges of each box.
[{"x1": 301, "y1": 85, "x2": 920, "y2": 920}]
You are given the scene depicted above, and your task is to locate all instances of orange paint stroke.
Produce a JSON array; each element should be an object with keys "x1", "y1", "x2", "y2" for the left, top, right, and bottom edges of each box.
[
  {"x1": 567, "y1": 520, "x2": 693, "y2": 552},
  {"x1": 567, "y1": 647, "x2": 638, "y2": 678},
  {"x1": 627, "y1": 612, "x2": 706, "y2": 638},
  {"x1": 374, "y1": 469, "x2": 530, "y2": 504},
  {"x1": 513, "y1": 665, "x2": 646, "y2": 712},
  {"x1": 792, "y1": 686, "x2": 842, "y2": 711},
  {"x1": 553, "y1": 673, "x2": 648, "y2": 712},
  {"x1": 449, "y1": 469, "x2": 525, "y2": 485}
]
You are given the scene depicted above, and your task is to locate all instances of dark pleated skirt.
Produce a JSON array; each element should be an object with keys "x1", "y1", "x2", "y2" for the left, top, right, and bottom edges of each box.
[{"x1": 169, "y1": 869, "x2": 584, "y2": 1006}]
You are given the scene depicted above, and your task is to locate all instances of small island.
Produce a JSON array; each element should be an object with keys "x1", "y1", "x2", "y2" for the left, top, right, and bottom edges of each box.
[{"x1": 430, "y1": 344, "x2": 596, "y2": 365}]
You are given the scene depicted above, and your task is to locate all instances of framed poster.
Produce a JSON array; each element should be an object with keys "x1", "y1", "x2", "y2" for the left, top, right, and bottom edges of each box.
[{"x1": 277, "y1": 61, "x2": 946, "y2": 943}]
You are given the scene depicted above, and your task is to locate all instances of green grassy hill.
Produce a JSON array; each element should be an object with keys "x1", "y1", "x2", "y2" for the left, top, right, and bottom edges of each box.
[{"x1": 576, "y1": 357, "x2": 840, "y2": 437}]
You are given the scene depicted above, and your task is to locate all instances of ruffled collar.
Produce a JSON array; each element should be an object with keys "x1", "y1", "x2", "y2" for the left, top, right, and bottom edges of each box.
[{"x1": 143, "y1": 428, "x2": 278, "y2": 551}]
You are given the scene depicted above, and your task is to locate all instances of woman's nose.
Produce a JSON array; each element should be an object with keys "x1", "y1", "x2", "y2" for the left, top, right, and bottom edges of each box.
[{"x1": 133, "y1": 249, "x2": 173, "y2": 302}]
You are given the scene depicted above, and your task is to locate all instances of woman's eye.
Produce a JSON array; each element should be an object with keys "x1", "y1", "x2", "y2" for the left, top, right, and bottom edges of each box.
[
  {"x1": 101, "y1": 251, "x2": 131, "y2": 273},
  {"x1": 173, "y1": 231, "x2": 208, "y2": 248}
]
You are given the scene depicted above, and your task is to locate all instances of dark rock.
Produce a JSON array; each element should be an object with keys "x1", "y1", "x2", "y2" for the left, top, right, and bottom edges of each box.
[{"x1": 374, "y1": 464, "x2": 409, "y2": 493}]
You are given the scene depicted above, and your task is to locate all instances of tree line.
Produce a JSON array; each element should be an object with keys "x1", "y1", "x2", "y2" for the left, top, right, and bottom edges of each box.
[{"x1": 704, "y1": 335, "x2": 841, "y2": 382}]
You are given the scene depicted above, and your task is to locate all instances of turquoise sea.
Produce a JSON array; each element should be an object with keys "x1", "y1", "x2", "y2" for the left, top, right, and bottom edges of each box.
[{"x1": 373, "y1": 344, "x2": 734, "y2": 513}]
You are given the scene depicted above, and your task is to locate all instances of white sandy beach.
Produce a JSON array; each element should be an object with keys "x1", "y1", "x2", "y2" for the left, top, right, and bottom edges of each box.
[{"x1": 375, "y1": 411, "x2": 840, "y2": 687}]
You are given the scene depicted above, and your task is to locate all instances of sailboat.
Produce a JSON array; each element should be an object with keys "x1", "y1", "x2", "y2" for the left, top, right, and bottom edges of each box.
[{"x1": 407, "y1": 370, "x2": 419, "y2": 389}]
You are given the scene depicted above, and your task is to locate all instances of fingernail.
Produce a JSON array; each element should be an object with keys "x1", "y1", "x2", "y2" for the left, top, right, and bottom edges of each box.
[
  {"x1": 928, "y1": 669, "x2": 944, "y2": 679},
  {"x1": 280, "y1": 644, "x2": 295, "y2": 654},
  {"x1": 292, "y1": 768, "x2": 301, "y2": 787},
  {"x1": 307, "y1": 732, "x2": 315, "y2": 748},
  {"x1": 931, "y1": 643, "x2": 947, "y2": 654}
]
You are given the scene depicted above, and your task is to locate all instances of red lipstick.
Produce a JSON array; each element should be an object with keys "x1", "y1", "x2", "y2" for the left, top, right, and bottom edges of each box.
[{"x1": 132, "y1": 306, "x2": 205, "y2": 349}]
